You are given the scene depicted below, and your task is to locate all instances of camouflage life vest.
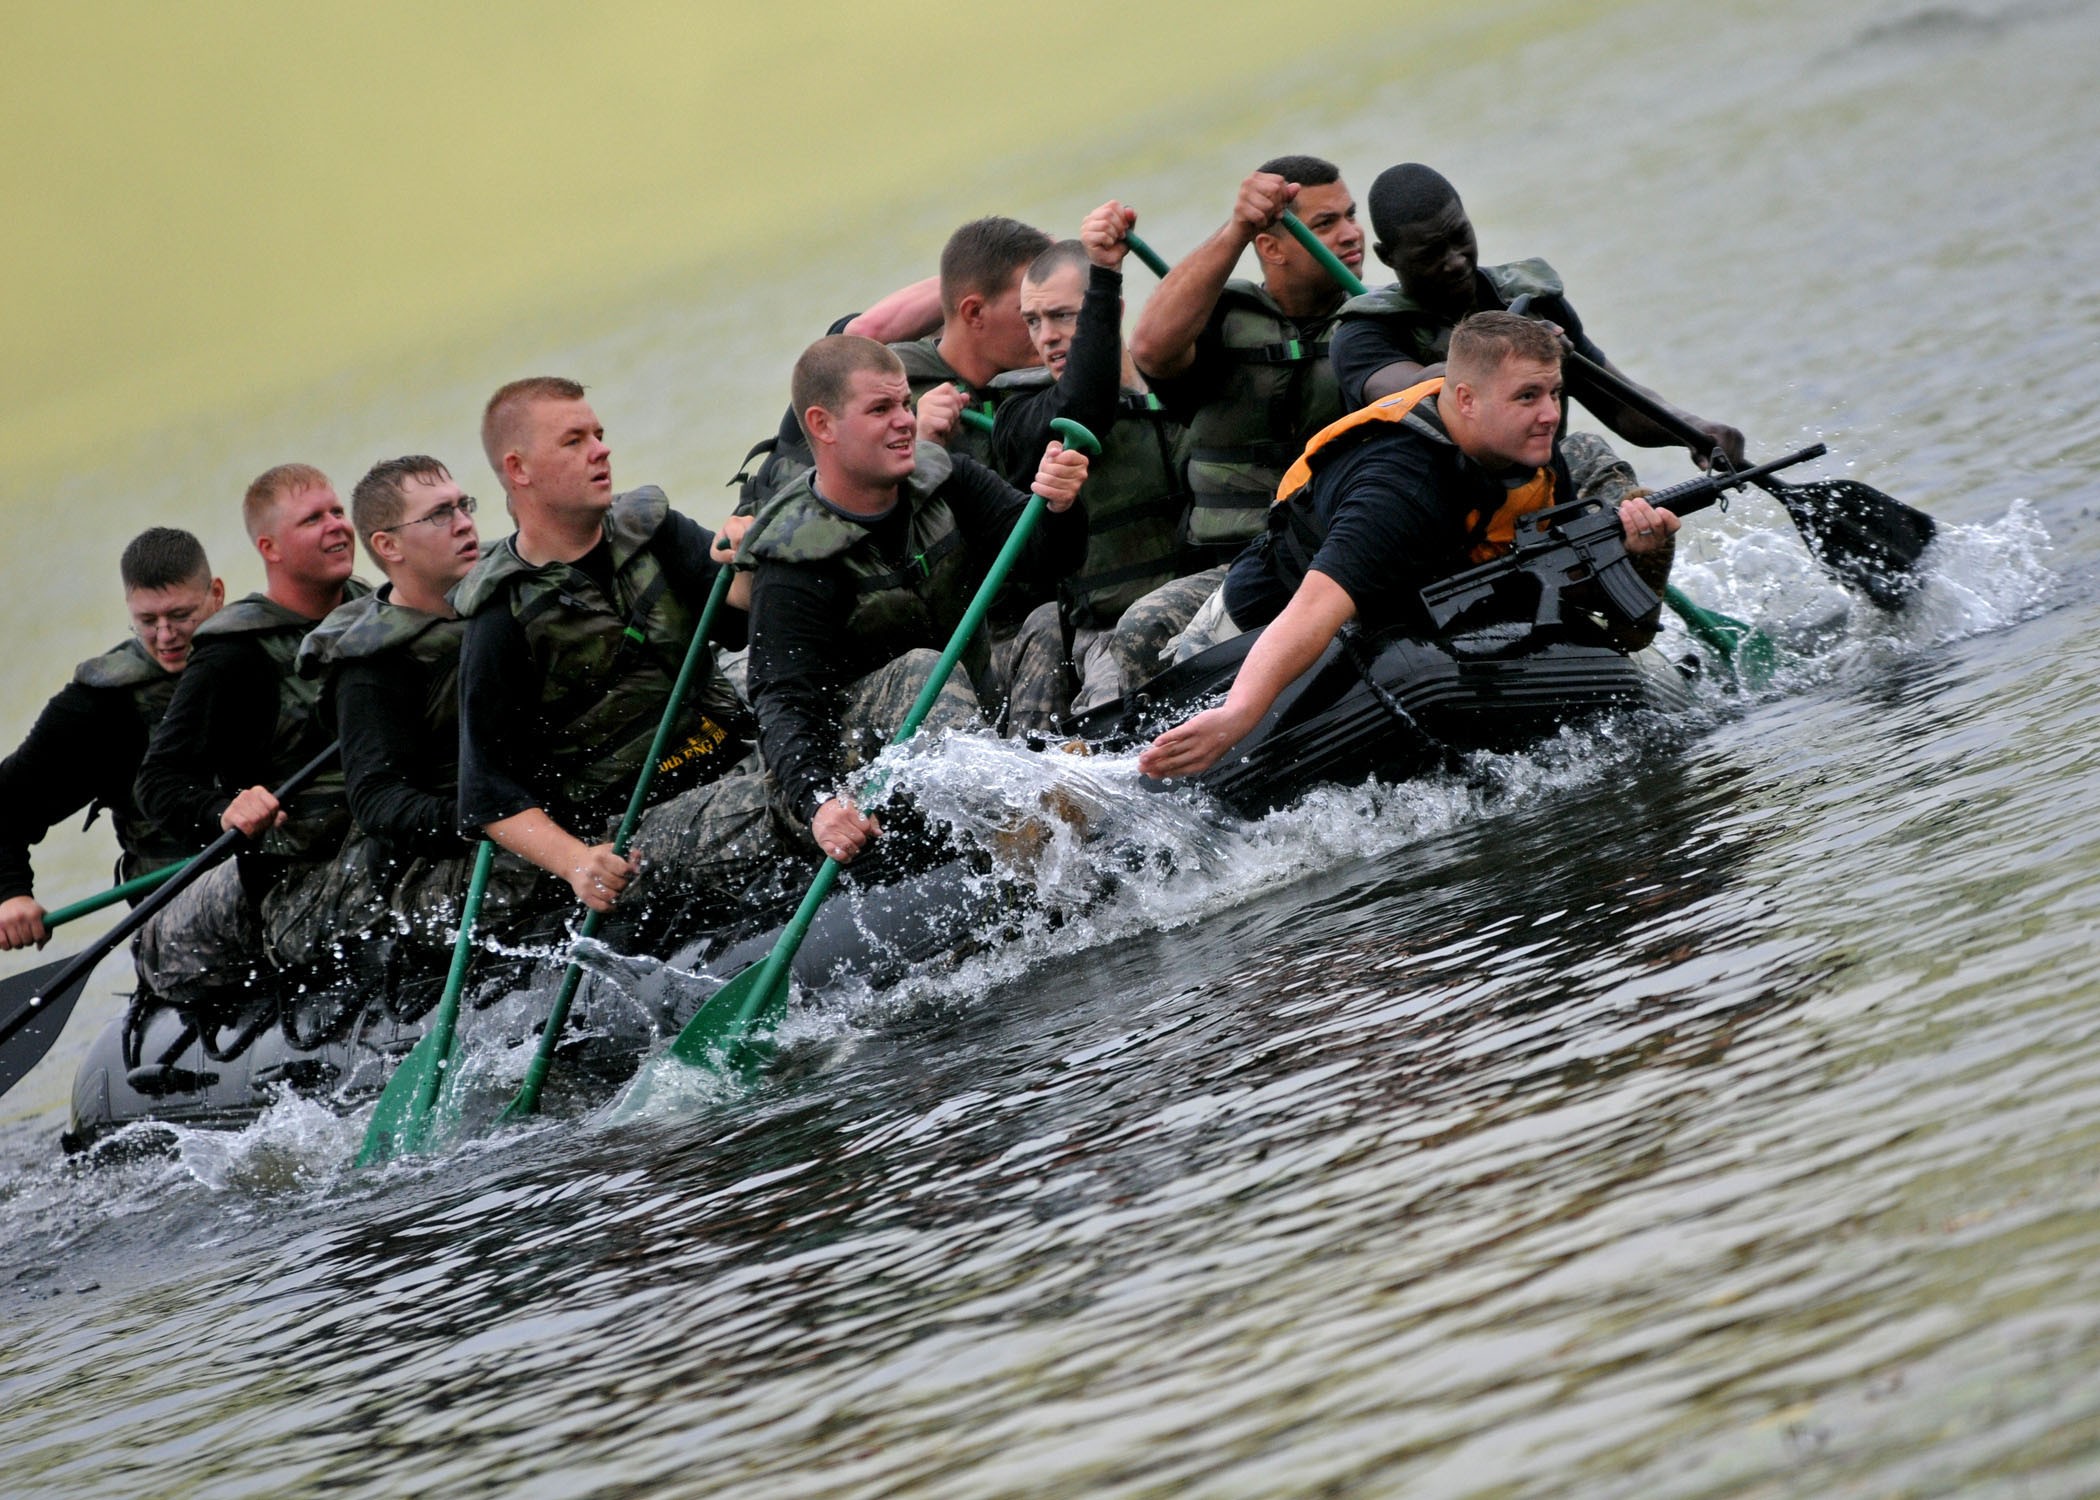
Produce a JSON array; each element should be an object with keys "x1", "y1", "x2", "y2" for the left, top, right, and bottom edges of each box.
[
  {"x1": 742, "y1": 443, "x2": 986, "y2": 688},
  {"x1": 1181, "y1": 279, "x2": 1347, "y2": 549},
  {"x1": 988, "y1": 368, "x2": 1196, "y2": 629},
  {"x1": 187, "y1": 583, "x2": 369, "y2": 858},
  {"x1": 451, "y1": 488, "x2": 751, "y2": 824},
  {"x1": 298, "y1": 586, "x2": 467, "y2": 804},
  {"x1": 1266, "y1": 378, "x2": 1565, "y2": 589},
  {"x1": 1333, "y1": 259, "x2": 1567, "y2": 382},
  {"x1": 70, "y1": 638, "x2": 190, "y2": 873}
]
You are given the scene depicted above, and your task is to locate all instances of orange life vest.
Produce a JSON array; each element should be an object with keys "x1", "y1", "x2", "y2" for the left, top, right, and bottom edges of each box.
[{"x1": 1273, "y1": 377, "x2": 1557, "y2": 565}]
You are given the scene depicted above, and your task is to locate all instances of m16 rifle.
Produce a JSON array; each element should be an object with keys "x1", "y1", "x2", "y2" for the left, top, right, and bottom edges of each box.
[{"x1": 1420, "y1": 442, "x2": 1828, "y2": 634}]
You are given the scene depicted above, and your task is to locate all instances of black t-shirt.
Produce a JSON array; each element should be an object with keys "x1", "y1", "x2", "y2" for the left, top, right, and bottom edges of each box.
[
  {"x1": 0, "y1": 677, "x2": 159, "y2": 901},
  {"x1": 747, "y1": 460, "x2": 1087, "y2": 826},
  {"x1": 333, "y1": 651, "x2": 464, "y2": 861},
  {"x1": 455, "y1": 511, "x2": 745, "y2": 833},
  {"x1": 1222, "y1": 417, "x2": 1569, "y2": 636},
  {"x1": 136, "y1": 633, "x2": 301, "y2": 846},
  {"x1": 1328, "y1": 276, "x2": 1606, "y2": 411},
  {"x1": 987, "y1": 264, "x2": 1126, "y2": 482}
]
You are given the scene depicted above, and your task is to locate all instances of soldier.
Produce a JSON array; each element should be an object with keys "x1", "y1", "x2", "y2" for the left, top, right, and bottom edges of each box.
[
  {"x1": 742, "y1": 335, "x2": 1088, "y2": 865},
  {"x1": 133, "y1": 465, "x2": 367, "y2": 1006},
  {"x1": 456, "y1": 378, "x2": 768, "y2": 923},
  {"x1": 1329, "y1": 162, "x2": 1744, "y2": 465},
  {"x1": 733, "y1": 217, "x2": 1054, "y2": 509},
  {"x1": 267, "y1": 457, "x2": 548, "y2": 972},
  {"x1": 989, "y1": 207, "x2": 1201, "y2": 734},
  {"x1": 1116, "y1": 155, "x2": 1366, "y2": 689},
  {"x1": 1139, "y1": 314, "x2": 1682, "y2": 780},
  {"x1": 0, "y1": 529, "x2": 222, "y2": 951}
]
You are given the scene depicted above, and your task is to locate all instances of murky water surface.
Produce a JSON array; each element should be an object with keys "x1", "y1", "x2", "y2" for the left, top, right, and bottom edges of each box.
[{"x1": 5, "y1": 1, "x2": 2099, "y2": 1494}]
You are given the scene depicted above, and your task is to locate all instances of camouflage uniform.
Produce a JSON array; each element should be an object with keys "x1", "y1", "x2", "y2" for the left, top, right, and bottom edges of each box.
[
  {"x1": 1113, "y1": 565, "x2": 1232, "y2": 684},
  {"x1": 131, "y1": 585, "x2": 370, "y2": 1005},
  {"x1": 131, "y1": 862, "x2": 262, "y2": 1008}
]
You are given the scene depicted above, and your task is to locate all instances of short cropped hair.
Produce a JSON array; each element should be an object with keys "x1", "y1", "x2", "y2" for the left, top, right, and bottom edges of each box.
[
  {"x1": 1256, "y1": 153, "x2": 1341, "y2": 188},
  {"x1": 1368, "y1": 163, "x2": 1463, "y2": 252},
  {"x1": 352, "y1": 455, "x2": 451, "y2": 561},
  {"x1": 1024, "y1": 239, "x2": 1091, "y2": 286},
  {"x1": 1446, "y1": 311, "x2": 1563, "y2": 385},
  {"x1": 242, "y1": 463, "x2": 333, "y2": 540},
  {"x1": 938, "y1": 217, "x2": 1053, "y2": 318},
  {"x1": 790, "y1": 336, "x2": 907, "y2": 434},
  {"x1": 482, "y1": 376, "x2": 586, "y2": 479},
  {"x1": 119, "y1": 527, "x2": 212, "y2": 593}
]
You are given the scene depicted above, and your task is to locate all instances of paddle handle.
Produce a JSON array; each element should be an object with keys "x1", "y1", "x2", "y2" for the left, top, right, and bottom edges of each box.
[
  {"x1": 1280, "y1": 211, "x2": 1368, "y2": 297},
  {"x1": 1124, "y1": 231, "x2": 1171, "y2": 279},
  {"x1": 41, "y1": 859, "x2": 191, "y2": 929}
]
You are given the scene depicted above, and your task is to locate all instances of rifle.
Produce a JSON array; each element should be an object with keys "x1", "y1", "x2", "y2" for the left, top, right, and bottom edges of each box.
[{"x1": 1421, "y1": 442, "x2": 1828, "y2": 634}]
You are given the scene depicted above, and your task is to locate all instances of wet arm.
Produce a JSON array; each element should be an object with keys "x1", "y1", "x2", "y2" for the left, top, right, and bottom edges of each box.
[
  {"x1": 747, "y1": 564, "x2": 852, "y2": 826},
  {"x1": 1130, "y1": 217, "x2": 1254, "y2": 380},
  {"x1": 843, "y1": 275, "x2": 943, "y2": 344},
  {"x1": 943, "y1": 456, "x2": 1090, "y2": 590},
  {"x1": 656, "y1": 511, "x2": 752, "y2": 644},
  {"x1": 1139, "y1": 572, "x2": 1358, "y2": 779},
  {"x1": 0, "y1": 682, "x2": 132, "y2": 902}
]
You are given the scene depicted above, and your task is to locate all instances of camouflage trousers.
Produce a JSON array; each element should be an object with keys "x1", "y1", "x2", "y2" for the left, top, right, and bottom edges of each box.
[
  {"x1": 771, "y1": 647, "x2": 984, "y2": 852},
  {"x1": 622, "y1": 753, "x2": 799, "y2": 919},
  {"x1": 132, "y1": 860, "x2": 267, "y2": 1006},
  {"x1": 1005, "y1": 602, "x2": 1120, "y2": 737},
  {"x1": 1116, "y1": 566, "x2": 1231, "y2": 682},
  {"x1": 259, "y1": 833, "x2": 554, "y2": 973}
]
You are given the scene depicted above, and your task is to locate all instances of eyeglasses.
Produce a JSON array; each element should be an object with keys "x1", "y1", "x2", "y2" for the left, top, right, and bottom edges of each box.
[{"x1": 375, "y1": 496, "x2": 478, "y2": 533}]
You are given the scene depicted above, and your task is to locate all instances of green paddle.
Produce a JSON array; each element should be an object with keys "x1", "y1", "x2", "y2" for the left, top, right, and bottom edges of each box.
[
  {"x1": 355, "y1": 838, "x2": 497, "y2": 1166},
  {"x1": 499, "y1": 556, "x2": 739, "y2": 1122},
  {"x1": 668, "y1": 417, "x2": 1103, "y2": 1076},
  {"x1": 1276, "y1": 210, "x2": 1779, "y2": 682}
]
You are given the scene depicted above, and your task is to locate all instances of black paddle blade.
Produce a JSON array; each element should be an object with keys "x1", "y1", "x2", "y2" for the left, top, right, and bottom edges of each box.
[
  {"x1": 1768, "y1": 475, "x2": 1938, "y2": 611},
  {"x1": 0, "y1": 955, "x2": 96, "y2": 1096}
]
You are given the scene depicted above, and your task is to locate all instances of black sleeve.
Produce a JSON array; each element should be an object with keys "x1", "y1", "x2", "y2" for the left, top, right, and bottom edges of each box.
[
  {"x1": 1302, "y1": 439, "x2": 1451, "y2": 629},
  {"x1": 941, "y1": 456, "x2": 1090, "y2": 591},
  {"x1": 456, "y1": 608, "x2": 552, "y2": 831},
  {"x1": 1328, "y1": 315, "x2": 1414, "y2": 412},
  {"x1": 747, "y1": 563, "x2": 855, "y2": 827},
  {"x1": 336, "y1": 660, "x2": 467, "y2": 859},
  {"x1": 0, "y1": 682, "x2": 140, "y2": 902},
  {"x1": 135, "y1": 637, "x2": 279, "y2": 845},
  {"x1": 989, "y1": 264, "x2": 1127, "y2": 481},
  {"x1": 654, "y1": 510, "x2": 750, "y2": 651}
]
